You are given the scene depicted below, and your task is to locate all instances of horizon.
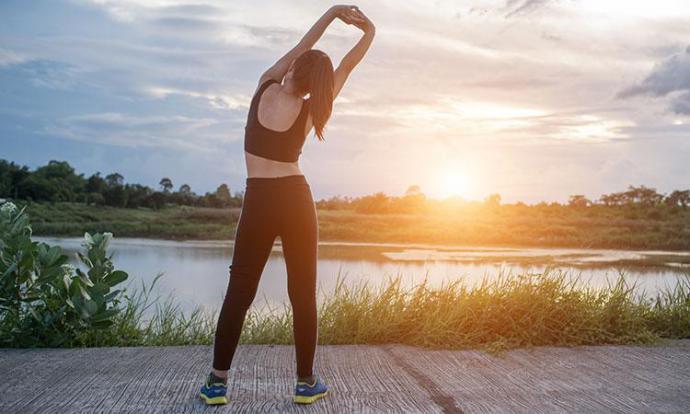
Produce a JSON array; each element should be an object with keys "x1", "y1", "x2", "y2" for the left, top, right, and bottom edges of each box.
[
  {"x1": 2, "y1": 0, "x2": 690, "y2": 203},
  {"x1": 3, "y1": 157, "x2": 684, "y2": 205}
]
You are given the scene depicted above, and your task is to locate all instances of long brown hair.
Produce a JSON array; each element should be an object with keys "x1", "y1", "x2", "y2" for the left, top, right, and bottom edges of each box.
[{"x1": 291, "y1": 49, "x2": 334, "y2": 141}]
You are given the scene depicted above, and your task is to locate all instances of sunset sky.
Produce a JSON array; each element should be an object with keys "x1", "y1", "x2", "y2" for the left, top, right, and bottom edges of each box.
[{"x1": 2, "y1": 0, "x2": 689, "y2": 202}]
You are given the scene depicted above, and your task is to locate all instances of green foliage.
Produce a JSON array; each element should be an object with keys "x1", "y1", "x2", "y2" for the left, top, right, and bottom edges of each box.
[
  {"x1": 0, "y1": 202, "x2": 128, "y2": 346},
  {"x1": 0, "y1": 158, "x2": 242, "y2": 209}
]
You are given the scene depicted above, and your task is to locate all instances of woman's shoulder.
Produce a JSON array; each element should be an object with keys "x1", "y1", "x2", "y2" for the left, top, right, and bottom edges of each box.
[
  {"x1": 249, "y1": 78, "x2": 280, "y2": 110},
  {"x1": 256, "y1": 78, "x2": 280, "y2": 92},
  {"x1": 255, "y1": 77, "x2": 279, "y2": 95}
]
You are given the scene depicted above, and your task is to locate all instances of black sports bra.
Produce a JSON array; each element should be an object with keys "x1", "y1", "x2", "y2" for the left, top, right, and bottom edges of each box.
[{"x1": 244, "y1": 79, "x2": 311, "y2": 163}]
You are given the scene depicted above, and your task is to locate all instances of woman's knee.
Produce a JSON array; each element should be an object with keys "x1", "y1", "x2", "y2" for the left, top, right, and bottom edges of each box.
[
  {"x1": 288, "y1": 287, "x2": 316, "y2": 310},
  {"x1": 225, "y1": 269, "x2": 261, "y2": 310}
]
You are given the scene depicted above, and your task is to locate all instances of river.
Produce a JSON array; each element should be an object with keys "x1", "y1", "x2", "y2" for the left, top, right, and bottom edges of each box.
[{"x1": 38, "y1": 237, "x2": 690, "y2": 313}]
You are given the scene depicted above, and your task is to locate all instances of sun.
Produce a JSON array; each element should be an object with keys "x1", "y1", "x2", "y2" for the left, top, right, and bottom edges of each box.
[{"x1": 438, "y1": 168, "x2": 472, "y2": 199}]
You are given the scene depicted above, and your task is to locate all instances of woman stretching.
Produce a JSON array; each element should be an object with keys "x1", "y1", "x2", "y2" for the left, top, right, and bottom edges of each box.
[{"x1": 199, "y1": 5, "x2": 375, "y2": 406}]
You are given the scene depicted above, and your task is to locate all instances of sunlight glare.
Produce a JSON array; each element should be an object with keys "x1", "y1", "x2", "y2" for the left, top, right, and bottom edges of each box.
[{"x1": 438, "y1": 168, "x2": 473, "y2": 199}]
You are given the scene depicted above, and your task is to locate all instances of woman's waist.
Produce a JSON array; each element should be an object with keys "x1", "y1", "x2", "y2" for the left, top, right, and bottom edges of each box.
[
  {"x1": 246, "y1": 165, "x2": 303, "y2": 177},
  {"x1": 245, "y1": 151, "x2": 301, "y2": 175},
  {"x1": 243, "y1": 152, "x2": 310, "y2": 191}
]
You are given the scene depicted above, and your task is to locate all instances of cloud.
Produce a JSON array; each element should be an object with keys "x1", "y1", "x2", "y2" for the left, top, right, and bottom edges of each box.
[
  {"x1": 151, "y1": 16, "x2": 222, "y2": 31},
  {"x1": 22, "y1": 60, "x2": 83, "y2": 91},
  {"x1": 45, "y1": 112, "x2": 230, "y2": 150},
  {"x1": 0, "y1": 48, "x2": 28, "y2": 67},
  {"x1": 143, "y1": 86, "x2": 250, "y2": 110},
  {"x1": 671, "y1": 92, "x2": 690, "y2": 114},
  {"x1": 619, "y1": 46, "x2": 690, "y2": 114},
  {"x1": 157, "y1": 3, "x2": 225, "y2": 17},
  {"x1": 503, "y1": 0, "x2": 555, "y2": 18},
  {"x1": 4, "y1": 0, "x2": 690, "y2": 200}
]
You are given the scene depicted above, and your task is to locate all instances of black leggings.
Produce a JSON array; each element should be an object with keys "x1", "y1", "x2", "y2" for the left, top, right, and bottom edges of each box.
[{"x1": 213, "y1": 174, "x2": 319, "y2": 378}]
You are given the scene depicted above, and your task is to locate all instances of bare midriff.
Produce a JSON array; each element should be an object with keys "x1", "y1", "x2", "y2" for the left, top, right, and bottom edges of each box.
[{"x1": 245, "y1": 151, "x2": 303, "y2": 178}]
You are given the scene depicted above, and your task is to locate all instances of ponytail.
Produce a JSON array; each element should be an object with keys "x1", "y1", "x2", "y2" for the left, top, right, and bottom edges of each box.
[
  {"x1": 308, "y1": 54, "x2": 334, "y2": 141},
  {"x1": 290, "y1": 50, "x2": 334, "y2": 141}
]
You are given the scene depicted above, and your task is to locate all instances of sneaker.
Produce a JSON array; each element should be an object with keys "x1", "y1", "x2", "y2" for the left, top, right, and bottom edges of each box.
[
  {"x1": 293, "y1": 376, "x2": 328, "y2": 404},
  {"x1": 199, "y1": 377, "x2": 228, "y2": 405}
]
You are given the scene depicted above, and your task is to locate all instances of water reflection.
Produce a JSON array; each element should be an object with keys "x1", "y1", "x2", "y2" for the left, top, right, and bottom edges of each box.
[{"x1": 38, "y1": 237, "x2": 689, "y2": 314}]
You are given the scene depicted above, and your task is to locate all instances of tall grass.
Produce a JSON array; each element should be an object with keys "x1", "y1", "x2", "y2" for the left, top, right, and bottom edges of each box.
[
  {"x1": 75, "y1": 274, "x2": 217, "y2": 346},
  {"x1": 75, "y1": 270, "x2": 690, "y2": 352}
]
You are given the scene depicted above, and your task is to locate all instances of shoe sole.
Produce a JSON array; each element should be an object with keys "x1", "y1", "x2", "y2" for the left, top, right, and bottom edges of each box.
[
  {"x1": 199, "y1": 392, "x2": 228, "y2": 405},
  {"x1": 293, "y1": 390, "x2": 328, "y2": 404}
]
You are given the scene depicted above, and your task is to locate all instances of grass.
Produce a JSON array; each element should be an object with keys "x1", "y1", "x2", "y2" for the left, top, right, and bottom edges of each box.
[
  {"x1": 72, "y1": 270, "x2": 690, "y2": 353},
  {"x1": 21, "y1": 201, "x2": 690, "y2": 250},
  {"x1": 25, "y1": 203, "x2": 240, "y2": 240}
]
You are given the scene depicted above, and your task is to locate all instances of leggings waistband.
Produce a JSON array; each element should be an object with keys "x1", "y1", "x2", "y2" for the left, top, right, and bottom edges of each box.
[{"x1": 245, "y1": 174, "x2": 309, "y2": 189}]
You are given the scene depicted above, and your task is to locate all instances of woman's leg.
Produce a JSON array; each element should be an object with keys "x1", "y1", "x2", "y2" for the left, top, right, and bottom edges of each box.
[
  {"x1": 280, "y1": 185, "x2": 319, "y2": 379},
  {"x1": 212, "y1": 188, "x2": 277, "y2": 374}
]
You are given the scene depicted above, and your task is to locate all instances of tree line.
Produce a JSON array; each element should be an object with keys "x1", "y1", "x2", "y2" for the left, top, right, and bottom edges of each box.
[
  {"x1": 0, "y1": 159, "x2": 242, "y2": 209},
  {"x1": 2, "y1": 159, "x2": 688, "y2": 214},
  {"x1": 316, "y1": 185, "x2": 690, "y2": 214}
]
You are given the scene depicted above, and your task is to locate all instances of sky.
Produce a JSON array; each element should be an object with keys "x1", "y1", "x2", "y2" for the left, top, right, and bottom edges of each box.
[{"x1": 1, "y1": 0, "x2": 689, "y2": 203}]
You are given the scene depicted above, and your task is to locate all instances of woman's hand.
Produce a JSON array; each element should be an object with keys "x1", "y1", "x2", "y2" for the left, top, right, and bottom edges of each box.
[
  {"x1": 350, "y1": 7, "x2": 375, "y2": 33},
  {"x1": 330, "y1": 5, "x2": 365, "y2": 26}
]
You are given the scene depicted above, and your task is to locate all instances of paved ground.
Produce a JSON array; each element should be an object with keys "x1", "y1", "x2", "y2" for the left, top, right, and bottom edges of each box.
[{"x1": 1, "y1": 340, "x2": 689, "y2": 413}]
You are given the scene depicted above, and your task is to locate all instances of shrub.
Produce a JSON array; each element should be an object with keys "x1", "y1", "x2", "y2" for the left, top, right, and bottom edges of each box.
[{"x1": 0, "y1": 202, "x2": 128, "y2": 347}]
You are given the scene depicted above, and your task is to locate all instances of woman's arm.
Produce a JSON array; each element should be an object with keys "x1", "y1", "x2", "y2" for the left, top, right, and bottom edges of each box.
[
  {"x1": 333, "y1": 8, "x2": 375, "y2": 99},
  {"x1": 258, "y1": 5, "x2": 362, "y2": 87}
]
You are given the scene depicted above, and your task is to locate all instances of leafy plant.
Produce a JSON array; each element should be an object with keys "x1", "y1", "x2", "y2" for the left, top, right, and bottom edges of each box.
[{"x1": 0, "y1": 201, "x2": 128, "y2": 346}]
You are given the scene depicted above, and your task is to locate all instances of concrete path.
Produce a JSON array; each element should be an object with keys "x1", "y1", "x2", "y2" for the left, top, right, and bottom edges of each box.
[{"x1": 1, "y1": 340, "x2": 689, "y2": 413}]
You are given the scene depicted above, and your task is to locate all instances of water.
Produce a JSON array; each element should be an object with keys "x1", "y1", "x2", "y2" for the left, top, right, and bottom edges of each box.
[{"x1": 38, "y1": 237, "x2": 690, "y2": 313}]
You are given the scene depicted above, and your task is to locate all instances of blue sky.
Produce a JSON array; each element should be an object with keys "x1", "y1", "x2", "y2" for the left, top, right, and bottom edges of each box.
[{"x1": 1, "y1": 0, "x2": 689, "y2": 202}]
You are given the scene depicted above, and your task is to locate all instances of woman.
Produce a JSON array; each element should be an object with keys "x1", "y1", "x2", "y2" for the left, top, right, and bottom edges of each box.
[{"x1": 199, "y1": 5, "x2": 375, "y2": 406}]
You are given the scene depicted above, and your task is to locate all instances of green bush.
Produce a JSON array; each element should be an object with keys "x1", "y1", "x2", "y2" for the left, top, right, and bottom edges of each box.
[{"x1": 0, "y1": 202, "x2": 128, "y2": 346}]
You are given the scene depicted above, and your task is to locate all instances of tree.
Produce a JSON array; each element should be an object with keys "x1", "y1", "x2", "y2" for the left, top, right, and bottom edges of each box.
[
  {"x1": 104, "y1": 185, "x2": 128, "y2": 208},
  {"x1": 400, "y1": 185, "x2": 426, "y2": 213},
  {"x1": 599, "y1": 193, "x2": 624, "y2": 206},
  {"x1": 16, "y1": 175, "x2": 54, "y2": 202},
  {"x1": 665, "y1": 190, "x2": 690, "y2": 208},
  {"x1": 159, "y1": 177, "x2": 173, "y2": 193},
  {"x1": 87, "y1": 192, "x2": 105, "y2": 206},
  {"x1": 33, "y1": 160, "x2": 84, "y2": 201},
  {"x1": 147, "y1": 191, "x2": 166, "y2": 210},
  {"x1": 568, "y1": 195, "x2": 590, "y2": 208},
  {"x1": 173, "y1": 184, "x2": 194, "y2": 206},
  {"x1": 0, "y1": 160, "x2": 30, "y2": 199},
  {"x1": 405, "y1": 185, "x2": 422, "y2": 197},
  {"x1": 484, "y1": 193, "x2": 501, "y2": 208},
  {"x1": 624, "y1": 185, "x2": 663, "y2": 206},
  {"x1": 216, "y1": 184, "x2": 232, "y2": 207},
  {"x1": 125, "y1": 184, "x2": 152, "y2": 208},
  {"x1": 86, "y1": 173, "x2": 107, "y2": 195},
  {"x1": 179, "y1": 184, "x2": 191, "y2": 194},
  {"x1": 105, "y1": 173, "x2": 124, "y2": 187},
  {"x1": 355, "y1": 192, "x2": 391, "y2": 214},
  {"x1": 199, "y1": 192, "x2": 221, "y2": 208}
]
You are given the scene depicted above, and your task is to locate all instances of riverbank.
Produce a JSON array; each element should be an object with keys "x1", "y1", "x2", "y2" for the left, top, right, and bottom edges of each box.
[
  {"x1": 24, "y1": 269, "x2": 690, "y2": 351},
  {"x1": 2, "y1": 341, "x2": 689, "y2": 413},
  {"x1": 7, "y1": 203, "x2": 689, "y2": 351},
  {"x1": 23, "y1": 202, "x2": 690, "y2": 250}
]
